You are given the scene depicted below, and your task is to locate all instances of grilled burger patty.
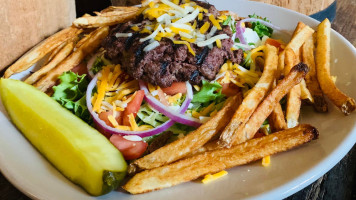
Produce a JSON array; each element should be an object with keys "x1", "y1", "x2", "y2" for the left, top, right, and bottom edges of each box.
[{"x1": 102, "y1": 1, "x2": 244, "y2": 87}]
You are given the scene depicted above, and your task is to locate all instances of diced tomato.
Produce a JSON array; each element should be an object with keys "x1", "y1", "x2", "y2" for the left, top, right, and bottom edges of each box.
[
  {"x1": 110, "y1": 135, "x2": 148, "y2": 160},
  {"x1": 98, "y1": 110, "x2": 123, "y2": 127},
  {"x1": 71, "y1": 62, "x2": 88, "y2": 75},
  {"x1": 157, "y1": 88, "x2": 170, "y2": 106},
  {"x1": 161, "y1": 82, "x2": 187, "y2": 95},
  {"x1": 122, "y1": 90, "x2": 145, "y2": 126},
  {"x1": 265, "y1": 38, "x2": 283, "y2": 52},
  {"x1": 221, "y1": 83, "x2": 240, "y2": 96}
]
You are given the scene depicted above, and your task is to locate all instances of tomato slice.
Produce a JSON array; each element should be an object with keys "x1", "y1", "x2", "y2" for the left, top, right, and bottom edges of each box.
[
  {"x1": 110, "y1": 135, "x2": 148, "y2": 160},
  {"x1": 98, "y1": 110, "x2": 123, "y2": 127},
  {"x1": 265, "y1": 38, "x2": 283, "y2": 52},
  {"x1": 71, "y1": 62, "x2": 88, "y2": 75},
  {"x1": 161, "y1": 82, "x2": 187, "y2": 95},
  {"x1": 157, "y1": 88, "x2": 170, "y2": 106},
  {"x1": 122, "y1": 90, "x2": 145, "y2": 126},
  {"x1": 221, "y1": 83, "x2": 241, "y2": 96}
]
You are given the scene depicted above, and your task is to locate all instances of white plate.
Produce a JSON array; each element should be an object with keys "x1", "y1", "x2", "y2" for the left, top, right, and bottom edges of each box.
[{"x1": 1, "y1": 1, "x2": 356, "y2": 199}]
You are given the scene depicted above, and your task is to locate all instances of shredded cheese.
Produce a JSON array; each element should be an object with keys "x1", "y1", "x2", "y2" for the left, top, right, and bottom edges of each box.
[
  {"x1": 128, "y1": 113, "x2": 139, "y2": 131},
  {"x1": 173, "y1": 40, "x2": 195, "y2": 56},
  {"x1": 208, "y1": 14, "x2": 222, "y2": 30},
  {"x1": 197, "y1": 34, "x2": 229, "y2": 47},
  {"x1": 262, "y1": 156, "x2": 271, "y2": 167},
  {"x1": 216, "y1": 39, "x2": 222, "y2": 48},
  {"x1": 200, "y1": 22, "x2": 210, "y2": 34},
  {"x1": 202, "y1": 171, "x2": 228, "y2": 184},
  {"x1": 93, "y1": 67, "x2": 110, "y2": 112}
]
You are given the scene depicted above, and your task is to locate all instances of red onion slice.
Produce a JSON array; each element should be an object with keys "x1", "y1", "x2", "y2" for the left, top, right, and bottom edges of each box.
[
  {"x1": 86, "y1": 75, "x2": 183, "y2": 137},
  {"x1": 240, "y1": 18, "x2": 291, "y2": 36},
  {"x1": 86, "y1": 52, "x2": 101, "y2": 79},
  {"x1": 235, "y1": 21, "x2": 247, "y2": 45},
  {"x1": 139, "y1": 81, "x2": 201, "y2": 128}
]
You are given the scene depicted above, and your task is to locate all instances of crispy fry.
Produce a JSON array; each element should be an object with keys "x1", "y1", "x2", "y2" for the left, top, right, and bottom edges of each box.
[
  {"x1": 34, "y1": 26, "x2": 109, "y2": 92},
  {"x1": 269, "y1": 103, "x2": 287, "y2": 132},
  {"x1": 315, "y1": 19, "x2": 356, "y2": 115},
  {"x1": 43, "y1": 41, "x2": 67, "y2": 66},
  {"x1": 123, "y1": 124, "x2": 318, "y2": 194},
  {"x1": 233, "y1": 63, "x2": 309, "y2": 144},
  {"x1": 303, "y1": 34, "x2": 328, "y2": 112},
  {"x1": 277, "y1": 51, "x2": 285, "y2": 79},
  {"x1": 286, "y1": 23, "x2": 314, "y2": 53},
  {"x1": 24, "y1": 42, "x2": 75, "y2": 85},
  {"x1": 3, "y1": 27, "x2": 82, "y2": 78},
  {"x1": 73, "y1": 7, "x2": 140, "y2": 28},
  {"x1": 284, "y1": 48, "x2": 301, "y2": 128},
  {"x1": 131, "y1": 95, "x2": 242, "y2": 171},
  {"x1": 100, "y1": 6, "x2": 140, "y2": 14},
  {"x1": 290, "y1": 22, "x2": 314, "y2": 103},
  {"x1": 218, "y1": 45, "x2": 278, "y2": 147}
]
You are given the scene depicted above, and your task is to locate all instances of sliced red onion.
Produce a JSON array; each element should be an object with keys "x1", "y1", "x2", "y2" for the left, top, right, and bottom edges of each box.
[
  {"x1": 139, "y1": 81, "x2": 201, "y2": 127},
  {"x1": 235, "y1": 21, "x2": 247, "y2": 45},
  {"x1": 86, "y1": 75, "x2": 184, "y2": 137},
  {"x1": 239, "y1": 18, "x2": 291, "y2": 36}
]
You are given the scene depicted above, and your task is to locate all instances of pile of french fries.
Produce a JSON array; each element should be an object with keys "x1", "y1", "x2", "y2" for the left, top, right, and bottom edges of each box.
[{"x1": 2, "y1": 0, "x2": 355, "y2": 195}]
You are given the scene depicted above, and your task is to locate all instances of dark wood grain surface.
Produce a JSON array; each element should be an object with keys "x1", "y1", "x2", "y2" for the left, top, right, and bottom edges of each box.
[{"x1": 0, "y1": 0, "x2": 355, "y2": 199}]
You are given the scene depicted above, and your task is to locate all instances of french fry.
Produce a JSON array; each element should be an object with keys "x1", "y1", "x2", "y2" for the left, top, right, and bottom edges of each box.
[
  {"x1": 123, "y1": 124, "x2": 318, "y2": 194},
  {"x1": 290, "y1": 22, "x2": 314, "y2": 103},
  {"x1": 218, "y1": 45, "x2": 278, "y2": 147},
  {"x1": 315, "y1": 19, "x2": 356, "y2": 115},
  {"x1": 3, "y1": 26, "x2": 82, "y2": 78},
  {"x1": 43, "y1": 41, "x2": 67, "y2": 66},
  {"x1": 34, "y1": 26, "x2": 109, "y2": 92},
  {"x1": 286, "y1": 23, "x2": 314, "y2": 53},
  {"x1": 284, "y1": 48, "x2": 301, "y2": 128},
  {"x1": 131, "y1": 94, "x2": 242, "y2": 171},
  {"x1": 73, "y1": 7, "x2": 140, "y2": 28},
  {"x1": 100, "y1": 6, "x2": 140, "y2": 14},
  {"x1": 24, "y1": 42, "x2": 75, "y2": 85},
  {"x1": 269, "y1": 103, "x2": 287, "y2": 132},
  {"x1": 303, "y1": 34, "x2": 328, "y2": 112},
  {"x1": 233, "y1": 63, "x2": 309, "y2": 144}
]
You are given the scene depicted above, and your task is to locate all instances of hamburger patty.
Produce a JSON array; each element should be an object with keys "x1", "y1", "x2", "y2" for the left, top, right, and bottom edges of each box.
[{"x1": 101, "y1": 1, "x2": 244, "y2": 87}]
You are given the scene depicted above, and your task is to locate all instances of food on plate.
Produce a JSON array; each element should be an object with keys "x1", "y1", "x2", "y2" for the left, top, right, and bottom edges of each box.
[
  {"x1": 131, "y1": 94, "x2": 242, "y2": 171},
  {"x1": 218, "y1": 44, "x2": 278, "y2": 147},
  {"x1": 232, "y1": 63, "x2": 309, "y2": 145},
  {"x1": 34, "y1": 26, "x2": 109, "y2": 92},
  {"x1": 4, "y1": 27, "x2": 82, "y2": 78},
  {"x1": 0, "y1": 78, "x2": 127, "y2": 196},
  {"x1": 73, "y1": 6, "x2": 141, "y2": 28},
  {"x1": 1, "y1": 0, "x2": 355, "y2": 196},
  {"x1": 302, "y1": 33, "x2": 328, "y2": 112},
  {"x1": 315, "y1": 19, "x2": 356, "y2": 115},
  {"x1": 123, "y1": 124, "x2": 318, "y2": 194},
  {"x1": 25, "y1": 41, "x2": 75, "y2": 85}
]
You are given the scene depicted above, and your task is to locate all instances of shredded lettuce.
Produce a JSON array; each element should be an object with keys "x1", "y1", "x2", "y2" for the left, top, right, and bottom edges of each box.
[
  {"x1": 137, "y1": 103, "x2": 169, "y2": 127},
  {"x1": 248, "y1": 14, "x2": 273, "y2": 38},
  {"x1": 223, "y1": 15, "x2": 232, "y2": 25},
  {"x1": 192, "y1": 80, "x2": 225, "y2": 103},
  {"x1": 91, "y1": 56, "x2": 111, "y2": 75},
  {"x1": 52, "y1": 71, "x2": 92, "y2": 123}
]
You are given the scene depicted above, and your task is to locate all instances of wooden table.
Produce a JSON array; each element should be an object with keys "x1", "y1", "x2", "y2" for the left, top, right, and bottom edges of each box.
[{"x1": 0, "y1": 0, "x2": 355, "y2": 199}]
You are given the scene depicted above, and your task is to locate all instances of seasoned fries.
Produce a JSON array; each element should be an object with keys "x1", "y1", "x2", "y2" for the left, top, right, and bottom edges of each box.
[
  {"x1": 233, "y1": 63, "x2": 309, "y2": 144},
  {"x1": 34, "y1": 26, "x2": 109, "y2": 92},
  {"x1": 303, "y1": 34, "x2": 328, "y2": 112},
  {"x1": 132, "y1": 95, "x2": 242, "y2": 171},
  {"x1": 25, "y1": 41, "x2": 75, "y2": 85},
  {"x1": 123, "y1": 124, "x2": 318, "y2": 194},
  {"x1": 269, "y1": 103, "x2": 287, "y2": 132},
  {"x1": 284, "y1": 48, "x2": 301, "y2": 128},
  {"x1": 73, "y1": 7, "x2": 140, "y2": 28},
  {"x1": 3, "y1": 27, "x2": 82, "y2": 78},
  {"x1": 315, "y1": 19, "x2": 356, "y2": 115},
  {"x1": 219, "y1": 45, "x2": 278, "y2": 147}
]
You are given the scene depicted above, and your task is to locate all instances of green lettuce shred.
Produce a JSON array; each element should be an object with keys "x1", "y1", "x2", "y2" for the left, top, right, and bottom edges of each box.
[
  {"x1": 52, "y1": 71, "x2": 91, "y2": 123},
  {"x1": 192, "y1": 80, "x2": 225, "y2": 103},
  {"x1": 248, "y1": 14, "x2": 273, "y2": 38}
]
